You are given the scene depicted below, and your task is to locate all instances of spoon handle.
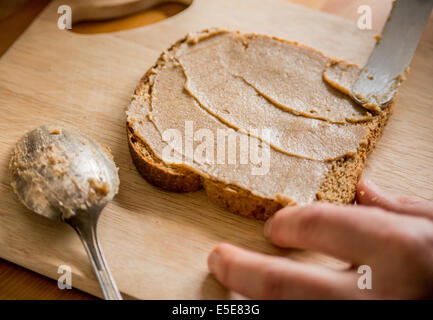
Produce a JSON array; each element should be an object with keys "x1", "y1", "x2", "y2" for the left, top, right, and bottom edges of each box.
[{"x1": 72, "y1": 220, "x2": 123, "y2": 300}]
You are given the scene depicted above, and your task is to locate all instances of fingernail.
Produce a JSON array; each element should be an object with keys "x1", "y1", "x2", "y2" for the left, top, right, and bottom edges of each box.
[
  {"x1": 364, "y1": 179, "x2": 383, "y2": 195},
  {"x1": 361, "y1": 178, "x2": 377, "y2": 190},
  {"x1": 208, "y1": 250, "x2": 221, "y2": 275},
  {"x1": 264, "y1": 217, "x2": 273, "y2": 238}
]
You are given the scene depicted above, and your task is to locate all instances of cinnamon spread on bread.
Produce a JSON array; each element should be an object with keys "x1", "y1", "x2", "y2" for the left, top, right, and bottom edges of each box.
[{"x1": 126, "y1": 29, "x2": 390, "y2": 216}]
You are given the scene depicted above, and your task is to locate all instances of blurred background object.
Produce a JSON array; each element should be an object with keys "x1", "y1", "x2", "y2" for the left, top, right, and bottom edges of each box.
[
  {"x1": 0, "y1": 0, "x2": 50, "y2": 56},
  {"x1": 0, "y1": 0, "x2": 28, "y2": 20}
]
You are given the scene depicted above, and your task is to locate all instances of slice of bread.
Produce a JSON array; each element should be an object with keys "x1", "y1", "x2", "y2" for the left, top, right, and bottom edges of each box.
[{"x1": 126, "y1": 29, "x2": 392, "y2": 220}]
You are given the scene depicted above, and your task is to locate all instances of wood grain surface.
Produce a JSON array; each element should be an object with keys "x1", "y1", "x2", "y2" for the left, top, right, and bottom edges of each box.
[{"x1": 1, "y1": 0, "x2": 430, "y2": 300}]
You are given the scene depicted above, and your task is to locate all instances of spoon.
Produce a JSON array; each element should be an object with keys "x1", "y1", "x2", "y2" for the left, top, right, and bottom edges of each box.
[{"x1": 9, "y1": 125, "x2": 122, "y2": 300}]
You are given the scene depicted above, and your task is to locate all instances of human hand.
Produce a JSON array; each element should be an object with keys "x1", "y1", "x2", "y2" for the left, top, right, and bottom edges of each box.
[{"x1": 208, "y1": 179, "x2": 433, "y2": 299}]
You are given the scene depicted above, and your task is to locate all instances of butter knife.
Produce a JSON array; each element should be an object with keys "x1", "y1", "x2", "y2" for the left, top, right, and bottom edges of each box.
[{"x1": 352, "y1": 0, "x2": 433, "y2": 112}]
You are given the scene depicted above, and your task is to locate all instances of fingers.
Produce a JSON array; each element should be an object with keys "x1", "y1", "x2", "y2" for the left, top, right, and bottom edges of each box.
[
  {"x1": 208, "y1": 243, "x2": 355, "y2": 299},
  {"x1": 264, "y1": 203, "x2": 402, "y2": 264},
  {"x1": 357, "y1": 179, "x2": 433, "y2": 220}
]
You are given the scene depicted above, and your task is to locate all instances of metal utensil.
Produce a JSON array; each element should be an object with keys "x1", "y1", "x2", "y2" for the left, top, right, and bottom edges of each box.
[
  {"x1": 352, "y1": 0, "x2": 433, "y2": 111},
  {"x1": 9, "y1": 125, "x2": 122, "y2": 300}
]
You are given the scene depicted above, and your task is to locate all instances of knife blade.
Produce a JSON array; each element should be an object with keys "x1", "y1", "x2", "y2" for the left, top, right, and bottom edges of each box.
[{"x1": 351, "y1": 0, "x2": 433, "y2": 112}]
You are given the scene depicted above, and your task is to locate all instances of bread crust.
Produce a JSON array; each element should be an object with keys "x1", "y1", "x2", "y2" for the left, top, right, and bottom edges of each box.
[
  {"x1": 317, "y1": 105, "x2": 392, "y2": 204},
  {"x1": 127, "y1": 127, "x2": 202, "y2": 193},
  {"x1": 126, "y1": 31, "x2": 393, "y2": 220}
]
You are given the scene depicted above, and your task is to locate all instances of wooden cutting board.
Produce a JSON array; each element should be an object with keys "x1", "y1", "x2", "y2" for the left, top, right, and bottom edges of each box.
[{"x1": 0, "y1": 0, "x2": 432, "y2": 299}]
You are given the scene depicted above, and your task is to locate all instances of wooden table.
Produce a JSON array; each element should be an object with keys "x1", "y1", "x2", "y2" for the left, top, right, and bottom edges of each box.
[{"x1": 0, "y1": 0, "x2": 396, "y2": 300}]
